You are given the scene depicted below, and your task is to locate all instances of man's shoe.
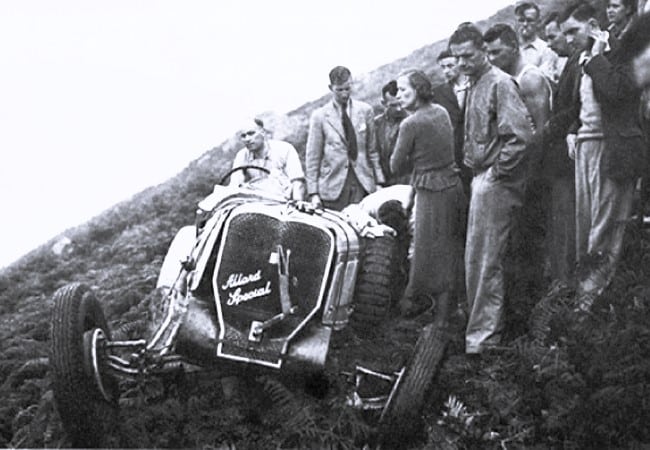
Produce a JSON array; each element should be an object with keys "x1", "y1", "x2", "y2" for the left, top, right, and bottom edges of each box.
[
  {"x1": 398, "y1": 297, "x2": 432, "y2": 318},
  {"x1": 574, "y1": 289, "x2": 596, "y2": 313}
]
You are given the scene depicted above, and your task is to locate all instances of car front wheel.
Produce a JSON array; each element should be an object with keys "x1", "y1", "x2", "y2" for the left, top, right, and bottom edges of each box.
[
  {"x1": 50, "y1": 283, "x2": 118, "y2": 448},
  {"x1": 351, "y1": 235, "x2": 400, "y2": 331}
]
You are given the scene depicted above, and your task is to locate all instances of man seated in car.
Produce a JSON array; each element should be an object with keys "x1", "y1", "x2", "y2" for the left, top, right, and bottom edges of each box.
[{"x1": 229, "y1": 117, "x2": 305, "y2": 200}]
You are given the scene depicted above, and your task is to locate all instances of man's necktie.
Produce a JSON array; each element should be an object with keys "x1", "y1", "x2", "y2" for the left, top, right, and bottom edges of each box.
[{"x1": 341, "y1": 105, "x2": 358, "y2": 161}]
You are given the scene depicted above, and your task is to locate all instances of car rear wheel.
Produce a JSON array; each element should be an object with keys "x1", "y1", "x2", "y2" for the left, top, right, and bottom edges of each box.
[
  {"x1": 379, "y1": 323, "x2": 447, "y2": 443},
  {"x1": 51, "y1": 283, "x2": 118, "y2": 448},
  {"x1": 351, "y1": 235, "x2": 400, "y2": 330}
]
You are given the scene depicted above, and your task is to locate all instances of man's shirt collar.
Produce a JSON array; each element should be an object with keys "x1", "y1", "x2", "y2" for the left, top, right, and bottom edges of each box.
[
  {"x1": 578, "y1": 33, "x2": 611, "y2": 66},
  {"x1": 332, "y1": 98, "x2": 352, "y2": 114},
  {"x1": 453, "y1": 78, "x2": 470, "y2": 91},
  {"x1": 245, "y1": 140, "x2": 270, "y2": 161}
]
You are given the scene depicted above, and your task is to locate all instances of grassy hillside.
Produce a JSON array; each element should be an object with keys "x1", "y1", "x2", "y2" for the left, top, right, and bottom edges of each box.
[{"x1": 2, "y1": 0, "x2": 650, "y2": 448}]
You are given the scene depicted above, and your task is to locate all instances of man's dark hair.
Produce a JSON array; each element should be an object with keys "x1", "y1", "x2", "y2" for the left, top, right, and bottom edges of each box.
[
  {"x1": 381, "y1": 80, "x2": 398, "y2": 98},
  {"x1": 515, "y1": 1, "x2": 541, "y2": 17},
  {"x1": 621, "y1": 0, "x2": 637, "y2": 16},
  {"x1": 437, "y1": 49, "x2": 454, "y2": 61},
  {"x1": 542, "y1": 11, "x2": 560, "y2": 26},
  {"x1": 377, "y1": 200, "x2": 408, "y2": 238},
  {"x1": 620, "y1": 12, "x2": 650, "y2": 62},
  {"x1": 558, "y1": 2, "x2": 598, "y2": 24},
  {"x1": 329, "y1": 66, "x2": 351, "y2": 85},
  {"x1": 399, "y1": 70, "x2": 434, "y2": 103},
  {"x1": 449, "y1": 23, "x2": 484, "y2": 48},
  {"x1": 483, "y1": 23, "x2": 520, "y2": 49}
]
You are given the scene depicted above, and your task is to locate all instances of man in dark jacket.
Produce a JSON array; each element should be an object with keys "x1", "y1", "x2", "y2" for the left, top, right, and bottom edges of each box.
[
  {"x1": 620, "y1": 11, "x2": 650, "y2": 229},
  {"x1": 374, "y1": 80, "x2": 409, "y2": 185},
  {"x1": 541, "y1": 26, "x2": 582, "y2": 286},
  {"x1": 619, "y1": 11, "x2": 650, "y2": 107},
  {"x1": 432, "y1": 49, "x2": 471, "y2": 195},
  {"x1": 559, "y1": 3, "x2": 645, "y2": 311}
]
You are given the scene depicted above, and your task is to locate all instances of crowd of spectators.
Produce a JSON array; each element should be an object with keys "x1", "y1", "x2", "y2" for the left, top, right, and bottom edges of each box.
[{"x1": 228, "y1": 1, "x2": 650, "y2": 356}]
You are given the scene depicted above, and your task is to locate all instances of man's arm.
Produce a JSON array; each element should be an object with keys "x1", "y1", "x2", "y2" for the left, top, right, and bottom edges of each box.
[
  {"x1": 538, "y1": 46, "x2": 560, "y2": 82},
  {"x1": 584, "y1": 53, "x2": 638, "y2": 106},
  {"x1": 374, "y1": 117, "x2": 389, "y2": 180},
  {"x1": 544, "y1": 55, "x2": 581, "y2": 140},
  {"x1": 284, "y1": 143, "x2": 306, "y2": 201},
  {"x1": 491, "y1": 79, "x2": 534, "y2": 179},
  {"x1": 305, "y1": 111, "x2": 324, "y2": 204},
  {"x1": 545, "y1": 101, "x2": 580, "y2": 141},
  {"x1": 365, "y1": 108, "x2": 385, "y2": 186},
  {"x1": 228, "y1": 150, "x2": 246, "y2": 187},
  {"x1": 290, "y1": 180, "x2": 305, "y2": 201},
  {"x1": 519, "y1": 72, "x2": 551, "y2": 133}
]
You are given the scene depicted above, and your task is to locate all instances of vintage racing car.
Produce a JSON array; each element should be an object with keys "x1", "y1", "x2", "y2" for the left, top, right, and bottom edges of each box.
[{"x1": 49, "y1": 167, "x2": 446, "y2": 447}]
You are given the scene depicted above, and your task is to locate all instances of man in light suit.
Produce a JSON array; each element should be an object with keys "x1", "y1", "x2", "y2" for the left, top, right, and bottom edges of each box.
[{"x1": 306, "y1": 66, "x2": 385, "y2": 211}]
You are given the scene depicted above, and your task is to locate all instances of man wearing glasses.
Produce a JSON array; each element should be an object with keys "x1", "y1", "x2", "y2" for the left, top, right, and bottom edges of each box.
[
  {"x1": 515, "y1": 1, "x2": 561, "y2": 81},
  {"x1": 229, "y1": 117, "x2": 305, "y2": 201}
]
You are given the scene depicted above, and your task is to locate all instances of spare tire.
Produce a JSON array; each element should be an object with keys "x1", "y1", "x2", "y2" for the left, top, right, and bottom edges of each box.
[{"x1": 351, "y1": 235, "x2": 400, "y2": 330}]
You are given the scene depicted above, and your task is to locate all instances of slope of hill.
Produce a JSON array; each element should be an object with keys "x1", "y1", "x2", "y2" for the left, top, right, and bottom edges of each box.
[{"x1": 2, "y1": 0, "x2": 650, "y2": 448}]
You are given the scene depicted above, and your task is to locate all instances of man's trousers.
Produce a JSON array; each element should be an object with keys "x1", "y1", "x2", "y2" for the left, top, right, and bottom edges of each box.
[
  {"x1": 323, "y1": 168, "x2": 367, "y2": 211},
  {"x1": 465, "y1": 169, "x2": 523, "y2": 354},
  {"x1": 575, "y1": 139, "x2": 635, "y2": 306},
  {"x1": 548, "y1": 175, "x2": 576, "y2": 285}
]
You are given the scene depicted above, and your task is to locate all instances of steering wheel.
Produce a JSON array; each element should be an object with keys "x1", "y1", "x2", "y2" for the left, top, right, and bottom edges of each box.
[
  {"x1": 219, "y1": 165, "x2": 270, "y2": 185},
  {"x1": 220, "y1": 165, "x2": 289, "y2": 198}
]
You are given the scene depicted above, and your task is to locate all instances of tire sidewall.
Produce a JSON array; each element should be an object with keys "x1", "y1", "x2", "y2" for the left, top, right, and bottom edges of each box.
[{"x1": 51, "y1": 283, "x2": 116, "y2": 447}]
